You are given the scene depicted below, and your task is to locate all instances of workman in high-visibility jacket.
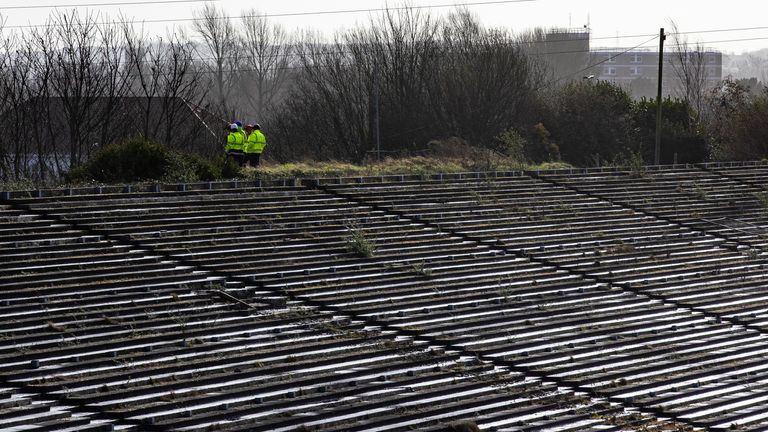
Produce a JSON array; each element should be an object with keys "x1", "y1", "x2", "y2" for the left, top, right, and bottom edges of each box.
[
  {"x1": 244, "y1": 123, "x2": 267, "y2": 167},
  {"x1": 225, "y1": 123, "x2": 245, "y2": 166},
  {"x1": 235, "y1": 121, "x2": 247, "y2": 144}
]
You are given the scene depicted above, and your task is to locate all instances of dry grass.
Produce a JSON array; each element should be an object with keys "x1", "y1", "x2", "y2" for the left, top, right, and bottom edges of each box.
[{"x1": 243, "y1": 157, "x2": 572, "y2": 180}]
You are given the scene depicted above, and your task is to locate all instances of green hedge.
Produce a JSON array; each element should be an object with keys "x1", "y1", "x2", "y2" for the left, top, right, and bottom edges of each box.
[{"x1": 65, "y1": 137, "x2": 236, "y2": 183}]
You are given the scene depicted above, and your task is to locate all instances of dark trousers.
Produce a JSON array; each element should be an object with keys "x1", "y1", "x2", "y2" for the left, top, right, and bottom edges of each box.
[
  {"x1": 227, "y1": 150, "x2": 245, "y2": 166},
  {"x1": 246, "y1": 153, "x2": 261, "y2": 167}
]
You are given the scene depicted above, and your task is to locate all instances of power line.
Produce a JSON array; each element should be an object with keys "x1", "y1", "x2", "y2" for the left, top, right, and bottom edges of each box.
[
  {"x1": 540, "y1": 32, "x2": 768, "y2": 89},
  {"x1": 187, "y1": 32, "x2": 766, "y2": 65},
  {"x1": 543, "y1": 26, "x2": 768, "y2": 45},
  {"x1": 546, "y1": 34, "x2": 660, "y2": 87},
  {"x1": 670, "y1": 36, "x2": 768, "y2": 48},
  {"x1": 5, "y1": 32, "x2": 763, "y2": 71},
  {"x1": 593, "y1": 35, "x2": 768, "y2": 51},
  {"x1": 2, "y1": 0, "x2": 767, "y2": 56},
  {"x1": 2, "y1": 0, "x2": 536, "y2": 29},
  {"x1": 234, "y1": 0, "x2": 537, "y2": 19},
  {"x1": 0, "y1": 0, "x2": 216, "y2": 10},
  {"x1": 676, "y1": 26, "x2": 768, "y2": 37},
  {"x1": 586, "y1": 27, "x2": 768, "y2": 44},
  {"x1": 3, "y1": 27, "x2": 765, "y2": 70},
  {"x1": 2, "y1": 31, "x2": 765, "y2": 85},
  {"x1": 0, "y1": 0, "x2": 766, "y2": 54}
]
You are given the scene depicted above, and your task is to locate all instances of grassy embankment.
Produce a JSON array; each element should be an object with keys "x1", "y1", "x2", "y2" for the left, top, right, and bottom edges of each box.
[
  {"x1": 243, "y1": 157, "x2": 572, "y2": 181},
  {"x1": 0, "y1": 157, "x2": 572, "y2": 190}
]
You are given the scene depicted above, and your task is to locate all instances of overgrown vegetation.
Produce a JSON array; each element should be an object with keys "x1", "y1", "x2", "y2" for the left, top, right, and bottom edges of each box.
[
  {"x1": 52, "y1": 137, "x2": 574, "y2": 186},
  {"x1": 612, "y1": 150, "x2": 646, "y2": 178},
  {"x1": 3, "y1": 4, "x2": 768, "y2": 186},
  {"x1": 753, "y1": 190, "x2": 768, "y2": 214},
  {"x1": 345, "y1": 225, "x2": 376, "y2": 258},
  {"x1": 242, "y1": 156, "x2": 571, "y2": 182},
  {"x1": 64, "y1": 137, "x2": 233, "y2": 183},
  {"x1": 709, "y1": 78, "x2": 768, "y2": 161}
]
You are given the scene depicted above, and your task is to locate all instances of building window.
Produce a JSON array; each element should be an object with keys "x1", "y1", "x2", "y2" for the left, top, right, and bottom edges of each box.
[
  {"x1": 606, "y1": 55, "x2": 616, "y2": 63},
  {"x1": 631, "y1": 54, "x2": 642, "y2": 63},
  {"x1": 603, "y1": 66, "x2": 616, "y2": 75},
  {"x1": 630, "y1": 66, "x2": 641, "y2": 75},
  {"x1": 708, "y1": 55, "x2": 717, "y2": 64}
]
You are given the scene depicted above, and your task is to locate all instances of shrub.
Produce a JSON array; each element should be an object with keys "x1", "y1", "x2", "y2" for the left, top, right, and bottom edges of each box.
[
  {"x1": 548, "y1": 80, "x2": 632, "y2": 165},
  {"x1": 345, "y1": 225, "x2": 376, "y2": 258},
  {"x1": 0, "y1": 179, "x2": 37, "y2": 191},
  {"x1": 81, "y1": 137, "x2": 169, "y2": 182},
  {"x1": 218, "y1": 156, "x2": 242, "y2": 179},
  {"x1": 65, "y1": 137, "x2": 228, "y2": 183},
  {"x1": 611, "y1": 150, "x2": 646, "y2": 178},
  {"x1": 630, "y1": 97, "x2": 707, "y2": 164},
  {"x1": 493, "y1": 128, "x2": 527, "y2": 162},
  {"x1": 164, "y1": 152, "x2": 222, "y2": 182},
  {"x1": 533, "y1": 122, "x2": 560, "y2": 162}
]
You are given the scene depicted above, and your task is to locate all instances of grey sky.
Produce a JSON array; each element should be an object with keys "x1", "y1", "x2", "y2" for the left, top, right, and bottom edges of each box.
[{"x1": 3, "y1": 0, "x2": 768, "y2": 54}]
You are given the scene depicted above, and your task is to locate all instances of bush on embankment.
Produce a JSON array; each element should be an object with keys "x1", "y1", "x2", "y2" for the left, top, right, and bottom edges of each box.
[{"x1": 64, "y1": 137, "x2": 238, "y2": 183}]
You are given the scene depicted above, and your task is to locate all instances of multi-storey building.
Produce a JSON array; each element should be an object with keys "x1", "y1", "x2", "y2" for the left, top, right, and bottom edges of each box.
[
  {"x1": 538, "y1": 29, "x2": 591, "y2": 82},
  {"x1": 537, "y1": 29, "x2": 723, "y2": 99},
  {"x1": 592, "y1": 49, "x2": 723, "y2": 98}
]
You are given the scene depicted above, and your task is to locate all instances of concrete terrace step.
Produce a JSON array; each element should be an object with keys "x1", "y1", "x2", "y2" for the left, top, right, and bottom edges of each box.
[{"x1": 10, "y1": 168, "x2": 768, "y2": 429}]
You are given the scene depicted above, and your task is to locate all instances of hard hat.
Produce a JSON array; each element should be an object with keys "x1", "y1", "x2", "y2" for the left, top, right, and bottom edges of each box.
[
  {"x1": 235, "y1": 121, "x2": 243, "y2": 127},
  {"x1": 245, "y1": 124, "x2": 254, "y2": 129},
  {"x1": 229, "y1": 123, "x2": 238, "y2": 131},
  {"x1": 254, "y1": 123, "x2": 261, "y2": 130}
]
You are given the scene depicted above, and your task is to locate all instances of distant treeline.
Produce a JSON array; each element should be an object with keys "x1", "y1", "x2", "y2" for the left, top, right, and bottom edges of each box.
[{"x1": 1, "y1": 5, "x2": 766, "y2": 182}]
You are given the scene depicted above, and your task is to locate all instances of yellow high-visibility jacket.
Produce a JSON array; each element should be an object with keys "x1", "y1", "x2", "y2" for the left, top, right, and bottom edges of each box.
[
  {"x1": 244, "y1": 130, "x2": 267, "y2": 154},
  {"x1": 226, "y1": 131, "x2": 244, "y2": 152}
]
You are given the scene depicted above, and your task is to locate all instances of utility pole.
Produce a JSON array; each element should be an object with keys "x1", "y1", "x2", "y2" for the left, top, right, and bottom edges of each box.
[
  {"x1": 654, "y1": 28, "x2": 666, "y2": 165},
  {"x1": 373, "y1": 62, "x2": 381, "y2": 161}
]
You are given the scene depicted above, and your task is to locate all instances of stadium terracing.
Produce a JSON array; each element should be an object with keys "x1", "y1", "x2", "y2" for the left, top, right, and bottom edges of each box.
[{"x1": 2, "y1": 161, "x2": 768, "y2": 431}]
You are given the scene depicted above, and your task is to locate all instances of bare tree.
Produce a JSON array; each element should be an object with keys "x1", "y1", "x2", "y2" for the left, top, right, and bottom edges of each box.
[
  {"x1": 359, "y1": 6, "x2": 441, "y2": 154},
  {"x1": 273, "y1": 6, "x2": 544, "y2": 161},
  {"x1": 192, "y1": 4, "x2": 238, "y2": 119},
  {"x1": 0, "y1": 8, "x2": 216, "y2": 182},
  {"x1": 431, "y1": 10, "x2": 542, "y2": 146},
  {"x1": 289, "y1": 31, "x2": 370, "y2": 160},
  {"x1": 239, "y1": 9, "x2": 292, "y2": 121},
  {"x1": 745, "y1": 54, "x2": 768, "y2": 88},
  {"x1": 0, "y1": 35, "x2": 35, "y2": 180},
  {"x1": 24, "y1": 37, "x2": 56, "y2": 180},
  {"x1": 95, "y1": 17, "x2": 133, "y2": 151},
  {"x1": 157, "y1": 32, "x2": 208, "y2": 151},
  {"x1": 124, "y1": 24, "x2": 166, "y2": 140},
  {"x1": 18, "y1": 20, "x2": 65, "y2": 180},
  {"x1": 0, "y1": 25, "x2": 24, "y2": 180},
  {"x1": 668, "y1": 21, "x2": 709, "y2": 120},
  {"x1": 31, "y1": 10, "x2": 114, "y2": 167},
  {"x1": 125, "y1": 24, "x2": 208, "y2": 151}
]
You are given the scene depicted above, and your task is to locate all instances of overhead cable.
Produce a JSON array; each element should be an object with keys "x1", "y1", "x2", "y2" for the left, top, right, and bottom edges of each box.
[{"x1": 0, "y1": 0, "x2": 217, "y2": 10}]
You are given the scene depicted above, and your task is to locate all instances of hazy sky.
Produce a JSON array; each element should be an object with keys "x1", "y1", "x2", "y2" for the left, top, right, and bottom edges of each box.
[{"x1": 3, "y1": 0, "x2": 768, "y2": 54}]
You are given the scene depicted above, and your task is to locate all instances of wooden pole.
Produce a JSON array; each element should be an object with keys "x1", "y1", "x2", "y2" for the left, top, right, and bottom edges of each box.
[{"x1": 654, "y1": 28, "x2": 666, "y2": 165}]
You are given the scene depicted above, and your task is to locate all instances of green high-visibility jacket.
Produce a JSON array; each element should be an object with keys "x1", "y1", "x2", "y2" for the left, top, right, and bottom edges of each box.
[
  {"x1": 244, "y1": 130, "x2": 267, "y2": 154},
  {"x1": 225, "y1": 131, "x2": 244, "y2": 152}
]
